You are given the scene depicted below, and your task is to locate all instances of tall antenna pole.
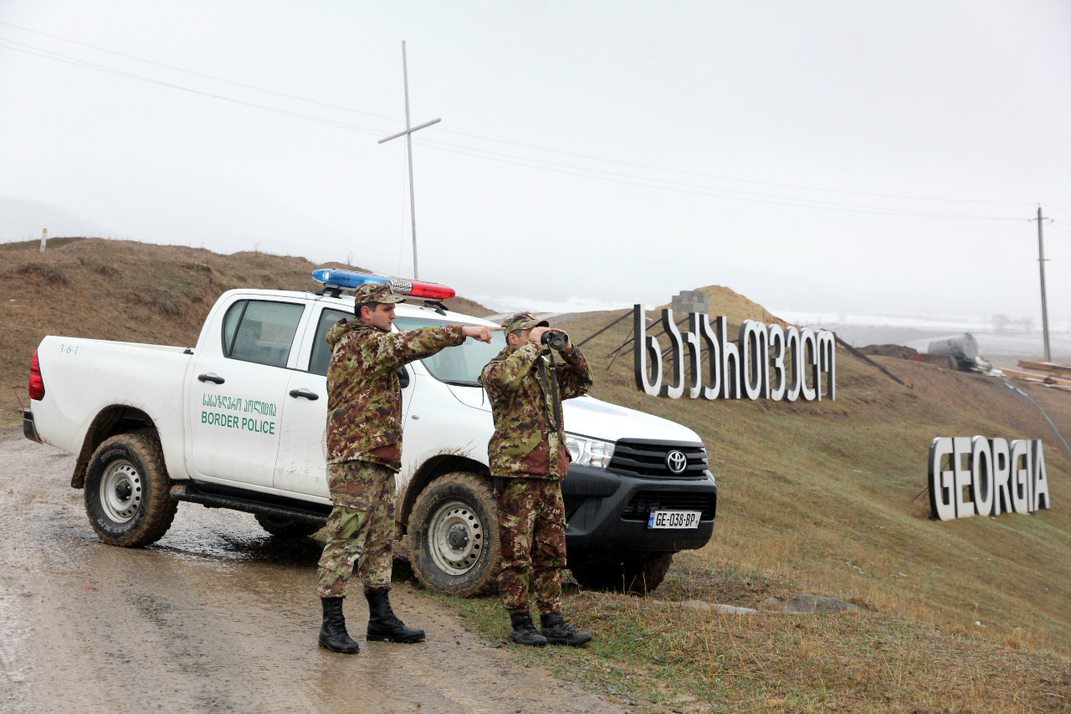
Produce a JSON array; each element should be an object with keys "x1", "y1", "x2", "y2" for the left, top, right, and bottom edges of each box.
[
  {"x1": 378, "y1": 41, "x2": 441, "y2": 279},
  {"x1": 1032, "y1": 206, "x2": 1052, "y2": 362}
]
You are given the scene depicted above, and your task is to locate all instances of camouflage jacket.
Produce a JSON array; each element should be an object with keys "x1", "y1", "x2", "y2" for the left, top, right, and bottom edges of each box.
[
  {"x1": 479, "y1": 342, "x2": 592, "y2": 479},
  {"x1": 326, "y1": 320, "x2": 465, "y2": 469}
]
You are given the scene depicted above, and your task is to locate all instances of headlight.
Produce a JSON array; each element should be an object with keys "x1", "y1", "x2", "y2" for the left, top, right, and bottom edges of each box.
[{"x1": 565, "y1": 433, "x2": 615, "y2": 469}]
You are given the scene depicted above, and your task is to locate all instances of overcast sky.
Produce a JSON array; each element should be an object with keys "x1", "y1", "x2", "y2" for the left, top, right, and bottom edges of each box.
[{"x1": 1, "y1": 1, "x2": 1069, "y2": 324}]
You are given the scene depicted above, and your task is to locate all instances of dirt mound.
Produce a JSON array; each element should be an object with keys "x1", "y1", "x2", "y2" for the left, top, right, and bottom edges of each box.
[
  {"x1": 859, "y1": 344, "x2": 919, "y2": 359},
  {"x1": 659, "y1": 284, "x2": 781, "y2": 325},
  {"x1": 0, "y1": 238, "x2": 491, "y2": 425}
]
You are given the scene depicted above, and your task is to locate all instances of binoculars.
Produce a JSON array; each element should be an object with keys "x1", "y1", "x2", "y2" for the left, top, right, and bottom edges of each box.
[{"x1": 540, "y1": 330, "x2": 569, "y2": 351}]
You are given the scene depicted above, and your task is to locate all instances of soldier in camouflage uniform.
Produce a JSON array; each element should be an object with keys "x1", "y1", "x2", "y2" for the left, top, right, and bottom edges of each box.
[
  {"x1": 317, "y1": 281, "x2": 497, "y2": 654},
  {"x1": 479, "y1": 312, "x2": 594, "y2": 647}
]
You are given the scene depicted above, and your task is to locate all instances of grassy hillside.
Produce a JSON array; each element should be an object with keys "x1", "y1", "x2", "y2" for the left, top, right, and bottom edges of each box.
[
  {"x1": 4, "y1": 238, "x2": 1069, "y2": 709},
  {"x1": 0, "y1": 237, "x2": 490, "y2": 426},
  {"x1": 564, "y1": 300, "x2": 1071, "y2": 644},
  {"x1": 440, "y1": 302, "x2": 1069, "y2": 710},
  {"x1": 536, "y1": 299, "x2": 1070, "y2": 708}
]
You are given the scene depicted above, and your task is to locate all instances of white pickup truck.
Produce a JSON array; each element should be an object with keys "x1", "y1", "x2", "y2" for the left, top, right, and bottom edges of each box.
[{"x1": 23, "y1": 271, "x2": 717, "y2": 594}]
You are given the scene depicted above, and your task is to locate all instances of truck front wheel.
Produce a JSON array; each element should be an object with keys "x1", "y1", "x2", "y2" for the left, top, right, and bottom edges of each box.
[
  {"x1": 84, "y1": 433, "x2": 177, "y2": 547},
  {"x1": 407, "y1": 472, "x2": 500, "y2": 597},
  {"x1": 571, "y1": 553, "x2": 674, "y2": 595}
]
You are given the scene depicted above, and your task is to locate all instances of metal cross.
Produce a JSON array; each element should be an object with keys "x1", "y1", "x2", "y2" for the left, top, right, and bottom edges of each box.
[{"x1": 378, "y1": 41, "x2": 441, "y2": 279}]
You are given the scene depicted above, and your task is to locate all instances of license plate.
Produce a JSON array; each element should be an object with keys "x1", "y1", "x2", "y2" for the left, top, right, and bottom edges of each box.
[{"x1": 646, "y1": 509, "x2": 701, "y2": 529}]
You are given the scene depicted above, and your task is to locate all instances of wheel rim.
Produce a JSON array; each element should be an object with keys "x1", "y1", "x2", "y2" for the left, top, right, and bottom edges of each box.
[
  {"x1": 427, "y1": 499, "x2": 484, "y2": 576},
  {"x1": 99, "y1": 459, "x2": 143, "y2": 523}
]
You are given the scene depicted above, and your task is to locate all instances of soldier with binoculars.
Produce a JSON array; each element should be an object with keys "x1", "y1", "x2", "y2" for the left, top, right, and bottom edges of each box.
[{"x1": 479, "y1": 312, "x2": 593, "y2": 647}]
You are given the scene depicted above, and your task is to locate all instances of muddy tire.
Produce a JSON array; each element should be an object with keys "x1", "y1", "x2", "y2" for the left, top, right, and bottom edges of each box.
[
  {"x1": 407, "y1": 472, "x2": 500, "y2": 597},
  {"x1": 571, "y1": 553, "x2": 674, "y2": 595},
  {"x1": 84, "y1": 432, "x2": 177, "y2": 547},
  {"x1": 254, "y1": 513, "x2": 321, "y2": 538}
]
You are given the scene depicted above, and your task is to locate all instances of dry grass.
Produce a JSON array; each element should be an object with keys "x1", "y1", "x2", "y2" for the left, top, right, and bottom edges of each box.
[
  {"x1": 0, "y1": 237, "x2": 489, "y2": 423},
  {"x1": 444, "y1": 586, "x2": 1071, "y2": 712},
  {"x1": 573, "y1": 592, "x2": 1070, "y2": 712},
  {"x1": 568, "y1": 307, "x2": 1070, "y2": 629},
  {"x1": 429, "y1": 299, "x2": 1071, "y2": 711}
]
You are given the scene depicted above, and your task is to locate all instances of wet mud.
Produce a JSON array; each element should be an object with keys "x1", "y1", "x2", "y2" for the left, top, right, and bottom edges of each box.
[{"x1": 0, "y1": 431, "x2": 620, "y2": 713}]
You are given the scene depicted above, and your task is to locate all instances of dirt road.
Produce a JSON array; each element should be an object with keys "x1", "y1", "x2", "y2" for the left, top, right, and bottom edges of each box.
[{"x1": 0, "y1": 430, "x2": 621, "y2": 713}]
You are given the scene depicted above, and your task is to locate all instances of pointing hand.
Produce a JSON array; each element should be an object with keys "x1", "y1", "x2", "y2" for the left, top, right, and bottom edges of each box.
[{"x1": 463, "y1": 325, "x2": 501, "y2": 343}]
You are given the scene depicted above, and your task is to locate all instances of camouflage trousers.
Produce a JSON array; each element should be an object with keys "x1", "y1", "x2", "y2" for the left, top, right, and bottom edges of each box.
[
  {"x1": 495, "y1": 476, "x2": 567, "y2": 615},
  {"x1": 316, "y1": 460, "x2": 396, "y2": 598}
]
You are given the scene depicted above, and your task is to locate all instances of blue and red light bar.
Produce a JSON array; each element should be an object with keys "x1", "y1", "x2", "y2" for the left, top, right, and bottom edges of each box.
[{"x1": 311, "y1": 268, "x2": 456, "y2": 300}]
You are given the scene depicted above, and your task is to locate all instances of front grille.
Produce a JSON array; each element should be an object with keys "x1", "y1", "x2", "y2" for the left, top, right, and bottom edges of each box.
[
  {"x1": 609, "y1": 440, "x2": 708, "y2": 478},
  {"x1": 622, "y1": 491, "x2": 717, "y2": 521}
]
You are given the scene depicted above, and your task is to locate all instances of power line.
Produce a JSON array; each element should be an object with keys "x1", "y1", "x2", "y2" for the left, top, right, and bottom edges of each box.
[
  {"x1": 0, "y1": 18, "x2": 397, "y2": 122},
  {"x1": 0, "y1": 33, "x2": 1029, "y2": 222},
  {"x1": 0, "y1": 17, "x2": 1046, "y2": 211},
  {"x1": 415, "y1": 138, "x2": 1027, "y2": 222},
  {"x1": 0, "y1": 38, "x2": 385, "y2": 136},
  {"x1": 0, "y1": 28, "x2": 1051, "y2": 224},
  {"x1": 430, "y1": 127, "x2": 1037, "y2": 208}
]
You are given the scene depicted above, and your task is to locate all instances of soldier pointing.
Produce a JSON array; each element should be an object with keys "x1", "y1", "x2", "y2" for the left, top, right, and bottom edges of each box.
[{"x1": 317, "y1": 282, "x2": 498, "y2": 654}]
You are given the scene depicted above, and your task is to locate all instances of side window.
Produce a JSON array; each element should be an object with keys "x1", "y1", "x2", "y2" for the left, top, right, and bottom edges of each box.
[
  {"x1": 308, "y1": 308, "x2": 352, "y2": 376},
  {"x1": 222, "y1": 300, "x2": 305, "y2": 368}
]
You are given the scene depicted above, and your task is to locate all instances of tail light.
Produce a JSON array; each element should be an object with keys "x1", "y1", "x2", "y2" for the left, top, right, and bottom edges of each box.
[{"x1": 29, "y1": 351, "x2": 45, "y2": 400}]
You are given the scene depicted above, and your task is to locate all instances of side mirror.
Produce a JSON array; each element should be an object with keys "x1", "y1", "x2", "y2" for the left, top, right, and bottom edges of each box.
[{"x1": 398, "y1": 366, "x2": 410, "y2": 388}]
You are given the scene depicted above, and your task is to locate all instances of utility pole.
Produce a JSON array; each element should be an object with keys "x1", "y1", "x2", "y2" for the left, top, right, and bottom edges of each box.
[
  {"x1": 1030, "y1": 206, "x2": 1052, "y2": 362},
  {"x1": 378, "y1": 41, "x2": 441, "y2": 279}
]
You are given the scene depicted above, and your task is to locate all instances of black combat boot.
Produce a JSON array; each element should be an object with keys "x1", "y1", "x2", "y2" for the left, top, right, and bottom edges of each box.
[
  {"x1": 365, "y1": 587, "x2": 426, "y2": 643},
  {"x1": 319, "y1": 597, "x2": 360, "y2": 654},
  {"x1": 508, "y1": 611, "x2": 548, "y2": 647},
  {"x1": 540, "y1": 612, "x2": 592, "y2": 646}
]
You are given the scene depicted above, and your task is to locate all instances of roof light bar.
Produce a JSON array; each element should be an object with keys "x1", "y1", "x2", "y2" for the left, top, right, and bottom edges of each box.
[{"x1": 312, "y1": 268, "x2": 456, "y2": 300}]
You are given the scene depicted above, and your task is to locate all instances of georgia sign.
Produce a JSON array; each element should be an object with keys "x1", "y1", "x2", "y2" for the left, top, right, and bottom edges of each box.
[{"x1": 928, "y1": 436, "x2": 1051, "y2": 521}]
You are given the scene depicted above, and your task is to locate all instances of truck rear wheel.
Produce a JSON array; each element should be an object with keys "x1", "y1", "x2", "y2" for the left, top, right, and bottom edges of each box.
[
  {"x1": 254, "y1": 513, "x2": 321, "y2": 538},
  {"x1": 84, "y1": 433, "x2": 177, "y2": 547},
  {"x1": 571, "y1": 553, "x2": 674, "y2": 595},
  {"x1": 407, "y1": 472, "x2": 500, "y2": 597}
]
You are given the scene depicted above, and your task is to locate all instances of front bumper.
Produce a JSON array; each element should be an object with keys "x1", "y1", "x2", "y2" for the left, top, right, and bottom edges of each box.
[
  {"x1": 23, "y1": 409, "x2": 41, "y2": 443},
  {"x1": 562, "y1": 463, "x2": 717, "y2": 558}
]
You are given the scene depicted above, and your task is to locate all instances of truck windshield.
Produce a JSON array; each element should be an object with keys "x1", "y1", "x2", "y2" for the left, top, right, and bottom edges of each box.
[{"x1": 393, "y1": 316, "x2": 505, "y2": 386}]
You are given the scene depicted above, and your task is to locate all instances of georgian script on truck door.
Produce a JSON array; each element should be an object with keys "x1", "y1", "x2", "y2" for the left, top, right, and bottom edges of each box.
[{"x1": 186, "y1": 297, "x2": 307, "y2": 489}]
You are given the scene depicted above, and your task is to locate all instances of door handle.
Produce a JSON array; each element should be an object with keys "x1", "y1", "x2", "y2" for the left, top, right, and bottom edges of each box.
[
  {"x1": 198, "y1": 373, "x2": 225, "y2": 384},
  {"x1": 289, "y1": 388, "x2": 319, "y2": 401}
]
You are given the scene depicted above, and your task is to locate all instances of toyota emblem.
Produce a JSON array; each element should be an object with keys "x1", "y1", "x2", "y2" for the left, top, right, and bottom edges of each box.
[{"x1": 665, "y1": 450, "x2": 687, "y2": 474}]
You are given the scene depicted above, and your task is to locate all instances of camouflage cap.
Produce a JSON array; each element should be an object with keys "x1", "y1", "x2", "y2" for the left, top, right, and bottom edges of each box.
[
  {"x1": 501, "y1": 311, "x2": 549, "y2": 335},
  {"x1": 353, "y1": 281, "x2": 404, "y2": 305}
]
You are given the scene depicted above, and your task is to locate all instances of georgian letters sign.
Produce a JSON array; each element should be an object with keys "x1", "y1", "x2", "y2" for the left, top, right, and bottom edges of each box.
[
  {"x1": 633, "y1": 305, "x2": 836, "y2": 401},
  {"x1": 928, "y1": 437, "x2": 1051, "y2": 520}
]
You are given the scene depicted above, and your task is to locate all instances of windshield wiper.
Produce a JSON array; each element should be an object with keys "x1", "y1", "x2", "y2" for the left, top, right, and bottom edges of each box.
[{"x1": 443, "y1": 379, "x2": 482, "y2": 387}]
